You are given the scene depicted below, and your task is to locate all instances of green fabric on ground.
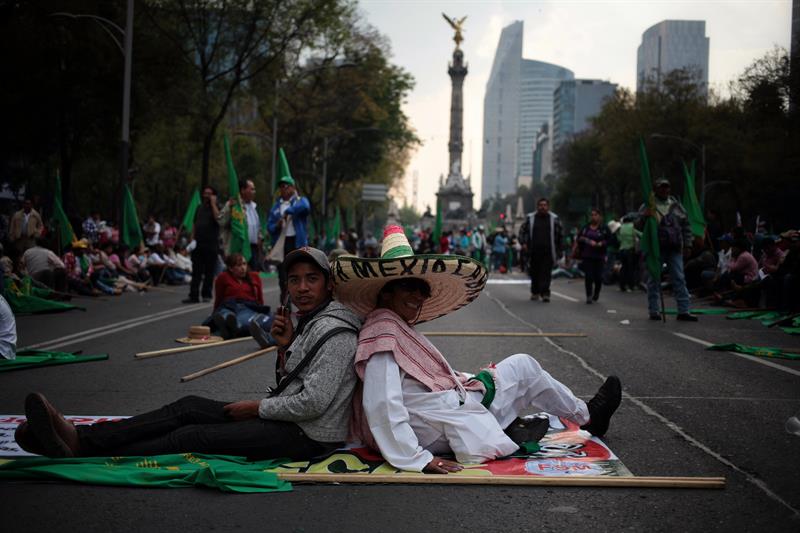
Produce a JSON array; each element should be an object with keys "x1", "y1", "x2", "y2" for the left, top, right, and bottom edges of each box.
[
  {"x1": 707, "y1": 343, "x2": 800, "y2": 361},
  {"x1": 0, "y1": 350, "x2": 108, "y2": 372},
  {"x1": 0, "y1": 453, "x2": 290, "y2": 493},
  {"x1": 3, "y1": 277, "x2": 82, "y2": 315},
  {"x1": 469, "y1": 370, "x2": 496, "y2": 408},
  {"x1": 780, "y1": 327, "x2": 800, "y2": 335},
  {"x1": 726, "y1": 311, "x2": 770, "y2": 320},
  {"x1": 663, "y1": 308, "x2": 730, "y2": 315}
]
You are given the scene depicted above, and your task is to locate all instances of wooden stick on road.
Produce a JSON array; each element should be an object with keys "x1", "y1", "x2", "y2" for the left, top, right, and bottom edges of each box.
[
  {"x1": 424, "y1": 332, "x2": 586, "y2": 338},
  {"x1": 180, "y1": 346, "x2": 277, "y2": 382},
  {"x1": 277, "y1": 473, "x2": 725, "y2": 489},
  {"x1": 135, "y1": 336, "x2": 254, "y2": 359}
]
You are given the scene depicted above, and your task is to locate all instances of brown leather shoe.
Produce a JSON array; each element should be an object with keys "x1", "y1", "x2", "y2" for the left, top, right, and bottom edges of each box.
[
  {"x1": 24, "y1": 393, "x2": 80, "y2": 458},
  {"x1": 14, "y1": 421, "x2": 45, "y2": 455}
]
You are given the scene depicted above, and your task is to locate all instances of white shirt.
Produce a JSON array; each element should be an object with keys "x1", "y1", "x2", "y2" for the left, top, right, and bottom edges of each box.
[
  {"x1": 279, "y1": 197, "x2": 296, "y2": 237},
  {"x1": 244, "y1": 201, "x2": 260, "y2": 244},
  {"x1": 145, "y1": 222, "x2": 161, "y2": 246},
  {"x1": 0, "y1": 295, "x2": 17, "y2": 360},
  {"x1": 362, "y1": 352, "x2": 518, "y2": 471}
]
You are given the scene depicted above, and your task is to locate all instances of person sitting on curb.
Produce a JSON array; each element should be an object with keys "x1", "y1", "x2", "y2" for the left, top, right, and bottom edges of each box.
[
  {"x1": 16, "y1": 247, "x2": 362, "y2": 461},
  {"x1": 335, "y1": 225, "x2": 622, "y2": 473}
]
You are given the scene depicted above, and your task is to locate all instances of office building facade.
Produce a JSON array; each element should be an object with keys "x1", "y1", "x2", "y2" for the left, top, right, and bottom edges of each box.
[
  {"x1": 636, "y1": 20, "x2": 709, "y2": 93},
  {"x1": 552, "y1": 79, "x2": 617, "y2": 149},
  {"x1": 482, "y1": 21, "x2": 572, "y2": 201}
]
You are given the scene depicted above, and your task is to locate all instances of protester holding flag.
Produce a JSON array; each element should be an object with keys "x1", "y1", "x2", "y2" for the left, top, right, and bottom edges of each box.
[
  {"x1": 183, "y1": 186, "x2": 220, "y2": 304},
  {"x1": 638, "y1": 178, "x2": 697, "y2": 322},
  {"x1": 267, "y1": 149, "x2": 310, "y2": 263}
]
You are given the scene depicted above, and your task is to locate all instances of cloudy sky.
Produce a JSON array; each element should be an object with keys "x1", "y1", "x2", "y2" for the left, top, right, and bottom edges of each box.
[{"x1": 358, "y1": 0, "x2": 792, "y2": 211}]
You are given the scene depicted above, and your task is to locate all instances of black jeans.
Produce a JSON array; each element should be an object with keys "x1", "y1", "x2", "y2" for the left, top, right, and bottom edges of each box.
[
  {"x1": 618, "y1": 249, "x2": 638, "y2": 290},
  {"x1": 582, "y1": 258, "x2": 604, "y2": 300},
  {"x1": 76, "y1": 395, "x2": 337, "y2": 460},
  {"x1": 529, "y1": 250, "x2": 554, "y2": 296},
  {"x1": 189, "y1": 248, "x2": 217, "y2": 300}
]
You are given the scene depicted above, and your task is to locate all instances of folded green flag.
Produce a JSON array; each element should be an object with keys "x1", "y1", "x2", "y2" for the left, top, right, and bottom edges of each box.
[
  {"x1": 181, "y1": 188, "x2": 201, "y2": 233},
  {"x1": 663, "y1": 308, "x2": 730, "y2": 315},
  {"x1": 706, "y1": 343, "x2": 800, "y2": 361},
  {"x1": 3, "y1": 278, "x2": 82, "y2": 315},
  {"x1": 0, "y1": 453, "x2": 290, "y2": 493},
  {"x1": 0, "y1": 350, "x2": 107, "y2": 372},
  {"x1": 781, "y1": 327, "x2": 800, "y2": 335}
]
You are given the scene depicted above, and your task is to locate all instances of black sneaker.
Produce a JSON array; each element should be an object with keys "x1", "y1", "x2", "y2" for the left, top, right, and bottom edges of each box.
[
  {"x1": 676, "y1": 313, "x2": 699, "y2": 322},
  {"x1": 542, "y1": 295, "x2": 550, "y2": 302},
  {"x1": 182, "y1": 297, "x2": 199, "y2": 304},
  {"x1": 213, "y1": 314, "x2": 231, "y2": 339},
  {"x1": 248, "y1": 314, "x2": 275, "y2": 349},
  {"x1": 202, "y1": 297, "x2": 212, "y2": 303},
  {"x1": 504, "y1": 416, "x2": 550, "y2": 447},
  {"x1": 649, "y1": 312, "x2": 662, "y2": 321},
  {"x1": 225, "y1": 314, "x2": 239, "y2": 338},
  {"x1": 586, "y1": 297, "x2": 593, "y2": 304},
  {"x1": 580, "y1": 376, "x2": 622, "y2": 437}
]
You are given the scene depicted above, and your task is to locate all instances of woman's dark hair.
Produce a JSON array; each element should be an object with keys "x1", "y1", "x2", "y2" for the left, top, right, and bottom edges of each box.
[
  {"x1": 225, "y1": 253, "x2": 247, "y2": 269},
  {"x1": 379, "y1": 277, "x2": 432, "y2": 299},
  {"x1": 203, "y1": 185, "x2": 218, "y2": 196}
]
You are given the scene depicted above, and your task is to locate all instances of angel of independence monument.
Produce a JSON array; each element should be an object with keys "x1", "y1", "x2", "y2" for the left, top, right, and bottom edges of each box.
[{"x1": 436, "y1": 14, "x2": 475, "y2": 227}]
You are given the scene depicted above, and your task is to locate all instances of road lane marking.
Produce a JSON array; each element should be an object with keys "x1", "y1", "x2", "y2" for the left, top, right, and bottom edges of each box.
[
  {"x1": 23, "y1": 304, "x2": 208, "y2": 349},
  {"x1": 673, "y1": 332, "x2": 800, "y2": 378},
  {"x1": 551, "y1": 291, "x2": 579, "y2": 302},
  {"x1": 484, "y1": 289, "x2": 800, "y2": 518},
  {"x1": 486, "y1": 279, "x2": 529, "y2": 284},
  {"x1": 25, "y1": 287, "x2": 280, "y2": 351}
]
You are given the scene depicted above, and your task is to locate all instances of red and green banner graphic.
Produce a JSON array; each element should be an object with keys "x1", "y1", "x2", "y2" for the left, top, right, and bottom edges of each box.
[{"x1": 1, "y1": 415, "x2": 631, "y2": 483}]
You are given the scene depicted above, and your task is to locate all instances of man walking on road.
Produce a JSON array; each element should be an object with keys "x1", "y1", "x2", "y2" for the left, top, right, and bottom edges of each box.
[
  {"x1": 16, "y1": 247, "x2": 362, "y2": 461},
  {"x1": 519, "y1": 198, "x2": 563, "y2": 302},
  {"x1": 183, "y1": 186, "x2": 220, "y2": 304},
  {"x1": 638, "y1": 179, "x2": 697, "y2": 322}
]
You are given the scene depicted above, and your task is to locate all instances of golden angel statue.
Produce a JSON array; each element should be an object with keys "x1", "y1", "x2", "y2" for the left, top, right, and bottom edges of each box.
[{"x1": 442, "y1": 13, "x2": 467, "y2": 48}]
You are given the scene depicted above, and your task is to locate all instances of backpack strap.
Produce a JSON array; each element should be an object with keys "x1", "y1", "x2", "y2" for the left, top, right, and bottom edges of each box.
[{"x1": 268, "y1": 325, "x2": 357, "y2": 397}]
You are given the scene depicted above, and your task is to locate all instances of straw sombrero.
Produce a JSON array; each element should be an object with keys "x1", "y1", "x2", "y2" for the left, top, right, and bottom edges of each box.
[
  {"x1": 333, "y1": 225, "x2": 488, "y2": 324},
  {"x1": 176, "y1": 325, "x2": 223, "y2": 345}
]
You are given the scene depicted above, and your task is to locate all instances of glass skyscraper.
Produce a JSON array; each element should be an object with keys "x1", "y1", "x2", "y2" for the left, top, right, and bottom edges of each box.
[
  {"x1": 636, "y1": 20, "x2": 709, "y2": 93},
  {"x1": 482, "y1": 21, "x2": 572, "y2": 201}
]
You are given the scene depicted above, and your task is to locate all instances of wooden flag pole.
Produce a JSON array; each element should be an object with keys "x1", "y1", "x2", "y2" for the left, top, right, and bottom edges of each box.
[
  {"x1": 180, "y1": 346, "x2": 276, "y2": 382},
  {"x1": 135, "y1": 336, "x2": 254, "y2": 359},
  {"x1": 277, "y1": 473, "x2": 725, "y2": 489},
  {"x1": 423, "y1": 332, "x2": 586, "y2": 338}
]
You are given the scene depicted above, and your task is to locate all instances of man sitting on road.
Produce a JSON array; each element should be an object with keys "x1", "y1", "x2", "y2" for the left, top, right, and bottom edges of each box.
[{"x1": 16, "y1": 247, "x2": 363, "y2": 461}]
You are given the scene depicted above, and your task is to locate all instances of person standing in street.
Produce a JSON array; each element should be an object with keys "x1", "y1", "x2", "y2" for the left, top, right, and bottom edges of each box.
[
  {"x1": 519, "y1": 198, "x2": 563, "y2": 302},
  {"x1": 219, "y1": 178, "x2": 261, "y2": 271},
  {"x1": 638, "y1": 178, "x2": 697, "y2": 321},
  {"x1": 617, "y1": 215, "x2": 641, "y2": 292},
  {"x1": 9, "y1": 199, "x2": 44, "y2": 257},
  {"x1": 183, "y1": 186, "x2": 220, "y2": 304},
  {"x1": 576, "y1": 208, "x2": 610, "y2": 304},
  {"x1": 267, "y1": 175, "x2": 310, "y2": 260},
  {"x1": 471, "y1": 224, "x2": 487, "y2": 266}
]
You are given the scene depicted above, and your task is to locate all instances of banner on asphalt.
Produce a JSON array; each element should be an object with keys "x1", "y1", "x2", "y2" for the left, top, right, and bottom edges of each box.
[{"x1": 0, "y1": 414, "x2": 631, "y2": 477}]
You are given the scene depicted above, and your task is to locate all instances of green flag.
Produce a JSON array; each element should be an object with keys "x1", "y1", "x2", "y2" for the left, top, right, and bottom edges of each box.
[
  {"x1": 638, "y1": 138, "x2": 661, "y2": 282},
  {"x1": 328, "y1": 207, "x2": 341, "y2": 248},
  {"x1": 181, "y1": 188, "x2": 201, "y2": 233},
  {"x1": 224, "y1": 135, "x2": 251, "y2": 261},
  {"x1": 681, "y1": 160, "x2": 706, "y2": 239},
  {"x1": 53, "y1": 172, "x2": 76, "y2": 247},
  {"x1": 121, "y1": 184, "x2": 143, "y2": 249},
  {"x1": 433, "y1": 198, "x2": 442, "y2": 249}
]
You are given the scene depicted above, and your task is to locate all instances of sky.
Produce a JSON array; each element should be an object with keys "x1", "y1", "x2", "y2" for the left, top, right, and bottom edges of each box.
[{"x1": 357, "y1": 0, "x2": 792, "y2": 211}]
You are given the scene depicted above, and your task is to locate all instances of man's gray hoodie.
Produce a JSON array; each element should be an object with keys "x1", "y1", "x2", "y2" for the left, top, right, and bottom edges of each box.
[{"x1": 258, "y1": 301, "x2": 362, "y2": 443}]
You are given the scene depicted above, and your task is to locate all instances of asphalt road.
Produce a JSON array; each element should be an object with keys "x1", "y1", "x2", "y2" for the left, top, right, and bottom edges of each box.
[{"x1": 2, "y1": 274, "x2": 799, "y2": 532}]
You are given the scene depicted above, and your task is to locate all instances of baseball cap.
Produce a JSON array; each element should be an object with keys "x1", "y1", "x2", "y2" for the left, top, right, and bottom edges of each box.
[{"x1": 283, "y1": 247, "x2": 330, "y2": 276}]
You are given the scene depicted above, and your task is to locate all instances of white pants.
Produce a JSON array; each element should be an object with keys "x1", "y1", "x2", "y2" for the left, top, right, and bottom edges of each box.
[{"x1": 474, "y1": 353, "x2": 590, "y2": 428}]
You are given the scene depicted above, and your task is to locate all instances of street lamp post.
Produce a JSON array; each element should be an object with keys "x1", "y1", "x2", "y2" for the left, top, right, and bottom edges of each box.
[
  {"x1": 649, "y1": 133, "x2": 706, "y2": 208},
  {"x1": 50, "y1": 0, "x2": 134, "y2": 224}
]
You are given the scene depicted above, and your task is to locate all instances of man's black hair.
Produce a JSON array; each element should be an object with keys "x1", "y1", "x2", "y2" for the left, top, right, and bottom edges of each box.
[
  {"x1": 203, "y1": 185, "x2": 218, "y2": 195},
  {"x1": 238, "y1": 179, "x2": 252, "y2": 192},
  {"x1": 537, "y1": 197, "x2": 549, "y2": 205}
]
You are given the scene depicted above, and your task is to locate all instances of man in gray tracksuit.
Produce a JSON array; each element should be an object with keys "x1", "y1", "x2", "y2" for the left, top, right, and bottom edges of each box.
[{"x1": 17, "y1": 247, "x2": 362, "y2": 461}]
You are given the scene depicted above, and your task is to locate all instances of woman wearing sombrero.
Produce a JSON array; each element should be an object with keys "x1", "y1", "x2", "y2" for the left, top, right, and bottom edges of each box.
[{"x1": 335, "y1": 225, "x2": 622, "y2": 473}]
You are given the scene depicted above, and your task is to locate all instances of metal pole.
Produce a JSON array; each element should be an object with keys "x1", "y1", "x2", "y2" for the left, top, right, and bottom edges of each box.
[
  {"x1": 118, "y1": 0, "x2": 133, "y2": 225},
  {"x1": 700, "y1": 143, "x2": 706, "y2": 209},
  {"x1": 322, "y1": 137, "x2": 328, "y2": 223},
  {"x1": 270, "y1": 79, "x2": 279, "y2": 197}
]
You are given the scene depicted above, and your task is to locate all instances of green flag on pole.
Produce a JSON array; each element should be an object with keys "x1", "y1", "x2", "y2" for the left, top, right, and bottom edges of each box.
[
  {"x1": 681, "y1": 160, "x2": 706, "y2": 239},
  {"x1": 328, "y1": 207, "x2": 341, "y2": 248},
  {"x1": 638, "y1": 138, "x2": 661, "y2": 282},
  {"x1": 121, "y1": 184, "x2": 143, "y2": 249},
  {"x1": 181, "y1": 188, "x2": 201, "y2": 233},
  {"x1": 276, "y1": 147, "x2": 294, "y2": 187},
  {"x1": 433, "y1": 198, "x2": 442, "y2": 249},
  {"x1": 224, "y1": 135, "x2": 251, "y2": 261},
  {"x1": 53, "y1": 172, "x2": 76, "y2": 247}
]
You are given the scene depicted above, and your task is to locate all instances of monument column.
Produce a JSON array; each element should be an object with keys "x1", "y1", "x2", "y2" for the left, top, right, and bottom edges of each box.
[{"x1": 448, "y1": 48, "x2": 467, "y2": 176}]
